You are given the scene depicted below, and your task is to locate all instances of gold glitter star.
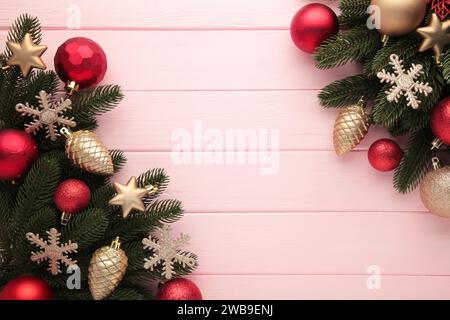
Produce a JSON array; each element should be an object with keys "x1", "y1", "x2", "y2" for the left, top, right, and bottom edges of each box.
[
  {"x1": 6, "y1": 33, "x2": 47, "y2": 76},
  {"x1": 417, "y1": 14, "x2": 450, "y2": 61},
  {"x1": 109, "y1": 176, "x2": 148, "y2": 218}
]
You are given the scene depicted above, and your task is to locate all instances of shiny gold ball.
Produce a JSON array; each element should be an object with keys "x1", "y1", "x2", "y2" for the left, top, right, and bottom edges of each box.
[
  {"x1": 370, "y1": 0, "x2": 427, "y2": 36},
  {"x1": 420, "y1": 167, "x2": 450, "y2": 218}
]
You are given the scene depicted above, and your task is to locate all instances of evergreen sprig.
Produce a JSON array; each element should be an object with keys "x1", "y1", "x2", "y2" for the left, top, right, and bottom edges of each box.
[{"x1": 0, "y1": 15, "x2": 196, "y2": 300}]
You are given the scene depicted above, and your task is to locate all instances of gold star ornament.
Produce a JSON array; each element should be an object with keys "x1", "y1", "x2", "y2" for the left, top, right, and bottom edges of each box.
[
  {"x1": 417, "y1": 13, "x2": 450, "y2": 64},
  {"x1": 6, "y1": 33, "x2": 47, "y2": 76},
  {"x1": 109, "y1": 176, "x2": 157, "y2": 218}
]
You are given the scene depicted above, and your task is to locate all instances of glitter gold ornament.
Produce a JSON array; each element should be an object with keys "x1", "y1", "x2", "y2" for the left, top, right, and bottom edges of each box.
[
  {"x1": 417, "y1": 13, "x2": 450, "y2": 65},
  {"x1": 370, "y1": 0, "x2": 427, "y2": 40},
  {"x1": 333, "y1": 99, "x2": 370, "y2": 156},
  {"x1": 88, "y1": 237, "x2": 128, "y2": 300},
  {"x1": 5, "y1": 33, "x2": 47, "y2": 76},
  {"x1": 420, "y1": 157, "x2": 450, "y2": 218},
  {"x1": 109, "y1": 176, "x2": 157, "y2": 218},
  {"x1": 60, "y1": 128, "x2": 114, "y2": 175}
]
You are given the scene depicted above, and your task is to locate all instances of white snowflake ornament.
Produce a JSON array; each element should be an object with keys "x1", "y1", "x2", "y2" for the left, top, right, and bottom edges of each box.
[
  {"x1": 142, "y1": 224, "x2": 196, "y2": 279},
  {"x1": 377, "y1": 54, "x2": 433, "y2": 109},
  {"x1": 16, "y1": 90, "x2": 76, "y2": 141},
  {"x1": 26, "y1": 228, "x2": 78, "y2": 275}
]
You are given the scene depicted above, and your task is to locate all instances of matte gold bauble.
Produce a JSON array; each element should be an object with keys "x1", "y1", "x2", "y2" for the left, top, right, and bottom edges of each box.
[
  {"x1": 370, "y1": 0, "x2": 427, "y2": 36},
  {"x1": 420, "y1": 161, "x2": 450, "y2": 218}
]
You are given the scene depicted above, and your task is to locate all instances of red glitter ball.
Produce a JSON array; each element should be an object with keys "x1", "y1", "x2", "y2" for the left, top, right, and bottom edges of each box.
[
  {"x1": 431, "y1": 97, "x2": 450, "y2": 145},
  {"x1": 0, "y1": 129, "x2": 39, "y2": 181},
  {"x1": 54, "y1": 179, "x2": 91, "y2": 214},
  {"x1": 156, "y1": 278, "x2": 203, "y2": 300},
  {"x1": 368, "y1": 139, "x2": 403, "y2": 172},
  {"x1": 54, "y1": 37, "x2": 107, "y2": 89},
  {"x1": 0, "y1": 276, "x2": 52, "y2": 300}
]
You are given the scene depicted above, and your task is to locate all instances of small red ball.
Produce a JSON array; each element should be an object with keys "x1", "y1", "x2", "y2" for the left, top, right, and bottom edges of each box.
[
  {"x1": 54, "y1": 179, "x2": 91, "y2": 214},
  {"x1": 431, "y1": 97, "x2": 450, "y2": 145},
  {"x1": 0, "y1": 129, "x2": 39, "y2": 181},
  {"x1": 156, "y1": 278, "x2": 203, "y2": 300},
  {"x1": 54, "y1": 37, "x2": 107, "y2": 89},
  {"x1": 0, "y1": 276, "x2": 52, "y2": 300},
  {"x1": 290, "y1": 3, "x2": 339, "y2": 54},
  {"x1": 368, "y1": 139, "x2": 403, "y2": 172}
]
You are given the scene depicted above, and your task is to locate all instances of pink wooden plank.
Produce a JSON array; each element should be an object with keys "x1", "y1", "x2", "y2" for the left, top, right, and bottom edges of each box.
[
  {"x1": 0, "y1": 0, "x2": 335, "y2": 29},
  {"x1": 172, "y1": 212, "x2": 450, "y2": 275},
  {"x1": 187, "y1": 275, "x2": 450, "y2": 299},
  {"x1": 0, "y1": 30, "x2": 359, "y2": 91},
  {"x1": 98, "y1": 91, "x2": 394, "y2": 152},
  {"x1": 118, "y1": 151, "x2": 424, "y2": 213}
]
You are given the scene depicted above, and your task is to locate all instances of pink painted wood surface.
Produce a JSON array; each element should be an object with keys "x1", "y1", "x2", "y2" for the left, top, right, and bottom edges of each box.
[
  {"x1": 119, "y1": 152, "x2": 425, "y2": 213},
  {"x1": 175, "y1": 213, "x2": 450, "y2": 275},
  {"x1": 97, "y1": 91, "x2": 393, "y2": 152},
  {"x1": 0, "y1": 30, "x2": 359, "y2": 91},
  {"x1": 187, "y1": 275, "x2": 450, "y2": 299},
  {"x1": 0, "y1": 0, "x2": 335, "y2": 29},
  {"x1": 2, "y1": 1, "x2": 448, "y2": 299}
]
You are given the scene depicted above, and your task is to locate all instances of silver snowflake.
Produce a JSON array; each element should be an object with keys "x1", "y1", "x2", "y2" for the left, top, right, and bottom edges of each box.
[
  {"x1": 377, "y1": 54, "x2": 433, "y2": 109},
  {"x1": 26, "y1": 228, "x2": 78, "y2": 275},
  {"x1": 16, "y1": 90, "x2": 76, "y2": 141},
  {"x1": 142, "y1": 224, "x2": 196, "y2": 279}
]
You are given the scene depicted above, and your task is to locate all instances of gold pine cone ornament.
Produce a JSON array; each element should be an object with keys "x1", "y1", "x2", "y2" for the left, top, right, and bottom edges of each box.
[
  {"x1": 88, "y1": 237, "x2": 128, "y2": 300},
  {"x1": 60, "y1": 127, "x2": 114, "y2": 175},
  {"x1": 333, "y1": 99, "x2": 371, "y2": 156}
]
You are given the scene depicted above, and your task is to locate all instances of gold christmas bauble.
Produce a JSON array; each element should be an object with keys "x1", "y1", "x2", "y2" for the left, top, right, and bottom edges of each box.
[
  {"x1": 61, "y1": 128, "x2": 114, "y2": 175},
  {"x1": 420, "y1": 166, "x2": 450, "y2": 218},
  {"x1": 88, "y1": 238, "x2": 128, "y2": 300},
  {"x1": 333, "y1": 100, "x2": 370, "y2": 156},
  {"x1": 370, "y1": 0, "x2": 427, "y2": 36}
]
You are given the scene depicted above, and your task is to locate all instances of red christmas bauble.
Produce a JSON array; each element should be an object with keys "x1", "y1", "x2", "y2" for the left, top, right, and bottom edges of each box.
[
  {"x1": 0, "y1": 129, "x2": 39, "y2": 181},
  {"x1": 368, "y1": 139, "x2": 403, "y2": 172},
  {"x1": 156, "y1": 278, "x2": 203, "y2": 300},
  {"x1": 431, "y1": 97, "x2": 450, "y2": 145},
  {"x1": 290, "y1": 3, "x2": 339, "y2": 54},
  {"x1": 0, "y1": 276, "x2": 52, "y2": 300},
  {"x1": 54, "y1": 37, "x2": 107, "y2": 89},
  {"x1": 54, "y1": 179, "x2": 91, "y2": 214}
]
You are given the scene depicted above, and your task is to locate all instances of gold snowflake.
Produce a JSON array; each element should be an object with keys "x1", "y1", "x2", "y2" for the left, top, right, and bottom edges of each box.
[
  {"x1": 16, "y1": 90, "x2": 76, "y2": 141},
  {"x1": 26, "y1": 228, "x2": 78, "y2": 275}
]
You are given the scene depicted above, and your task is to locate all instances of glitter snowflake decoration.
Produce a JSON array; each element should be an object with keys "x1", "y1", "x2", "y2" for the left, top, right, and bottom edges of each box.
[
  {"x1": 16, "y1": 90, "x2": 76, "y2": 141},
  {"x1": 26, "y1": 228, "x2": 78, "y2": 275},
  {"x1": 377, "y1": 54, "x2": 433, "y2": 109},
  {"x1": 142, "y1": 224, "x2": 196, "y2": 279}
]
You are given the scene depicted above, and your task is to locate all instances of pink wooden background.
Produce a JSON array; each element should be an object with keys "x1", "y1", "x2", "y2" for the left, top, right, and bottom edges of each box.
[{"x1": 2, "y1": 0, "x2": 450, "y2": 299}]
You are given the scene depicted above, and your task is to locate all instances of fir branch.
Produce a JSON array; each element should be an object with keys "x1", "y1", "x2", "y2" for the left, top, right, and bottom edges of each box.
[
  {"x1": 145, "y1": 199, "x2": 183, "y2": 224},
  {"x1": 365, "y1": 33, "x2": 422, "y2": 75},
  {"x1": 4, "y1": 14, "x2": 42, "y2": 57},
  {"x1": 137, "y1": 168, "x2": 170, "y2": 198},
  {"x1": 111, "y1": 149, "x2": 127, "y2": 173},
  {"x1": 443, "y1": 50, "x2": 450, "y2": 85},
  {"x1": 339, "y1": 0, "x2": 370, "y2": 29},
  {"x1": 11, "y1": 157, "x2": 61, "y2": 241},
  {"x1": 315, "y1": 27, "x2": 381, "y2": 69},
  {"x1": 106, "y1": 288, "x2": 143, "y2": 300},
  {"x1": 72, "y1": 85, "x2": 123, "y2": 117},
  {"x1": 318, "y1": 74, "x2": 380, "y2": 108},
  {"x1": 372, "y1": 90, "x2": 407, "y2": 128},
  {"x1": 394, "y1": 128, "x2": 434, "y2": 193},
  {"x1": 62, "y1": 208, "x2": 110, "y2": 250}
]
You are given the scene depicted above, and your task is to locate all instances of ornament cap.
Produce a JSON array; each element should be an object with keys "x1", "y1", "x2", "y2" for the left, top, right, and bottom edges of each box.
[
  {"x1": 431, "y1": 138, "x2": 444, "y2": 150},
  {"x1": 65, "y1": 81, "x2": 79, "y2": 96},
  {"x1": 146, "y1": 184, "x2": 158, "y2": 194},
  {"x1": 111, "y1": 237, "x2": 122, "y2": 250},
  {"x1": 432, "y1": 157, "x2": 441, "y2": 170},
  {"x1": 60, "y1": 127, "x2": 72, "y2": 138},
  {"x1": 61, "y1": 212, "x2": 71, "y2": 226}
]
